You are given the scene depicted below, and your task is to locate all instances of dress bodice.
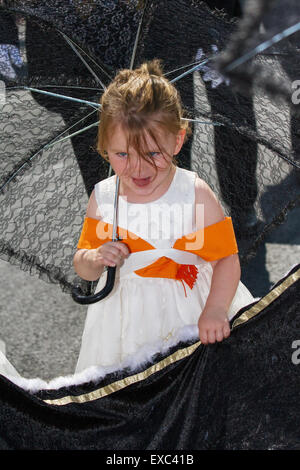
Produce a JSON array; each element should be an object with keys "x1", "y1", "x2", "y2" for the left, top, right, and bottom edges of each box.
[
  {"x1": 78, "y1": 167, "x2": 238, "y2": 282},
  {"x1": 94, "y1": 166, "x2": 198, "y2": 250}
]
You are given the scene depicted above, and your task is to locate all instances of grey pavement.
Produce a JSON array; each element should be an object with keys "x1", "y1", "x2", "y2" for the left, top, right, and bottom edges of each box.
[{"x1": 0, "y1": 259, "x2": 86, "y2": 380}]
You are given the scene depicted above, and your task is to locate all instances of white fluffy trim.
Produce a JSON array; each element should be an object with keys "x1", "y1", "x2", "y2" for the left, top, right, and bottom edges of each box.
[{"x1": 2, "y1": 325, "x2": 199, "y2": 394}]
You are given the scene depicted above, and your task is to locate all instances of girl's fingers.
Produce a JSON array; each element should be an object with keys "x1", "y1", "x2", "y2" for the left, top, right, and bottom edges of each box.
[
  {"x1": 104, "y1": 259, "x2": 117, "y2": 267},
  {"x1": 105, "y1": 242, "x2": 130, "y2": 257},
  {"x1": 118, "y1": 244, "x2": 130, "y2": 257},
  {"x1": 199, "y1": 322, "x2": 230, "y2": 345},
  {"x1": 105, "y1": 246, "x2": 121, "y2": 257},
  {"x1": 96, "y1": 243, "x2": 130, "y2": 267},
  {"x1": 107, "y1": 245, "x2": 129, "y2": 259},
  {"x1": 207, "y1": 329, "x2": 216, "y2": 344},
  {"x1": 105, "y1": 249, "x2": 127, "y2": 267},
  {"x1": 98, "y1": 248, "x2": 121, "y2": 262},
  {"x1": 215, "y1": 328, "x2": 224, "y2": 342},
  {"x1": 202, "y1": 327, "x2": 229, "y2": 344},
  {"x1": 223, "y1": 322, "x2": 231, "y2": 339},
  {"x1": 104, "y1": 255, "x2": 122, "y2": 267},
  {"x1": 199, "y1": 328, "x2": 208, "y2": 345}
]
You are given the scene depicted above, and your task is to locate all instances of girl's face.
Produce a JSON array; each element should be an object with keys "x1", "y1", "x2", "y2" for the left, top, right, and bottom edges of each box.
[{"x1": 105, "y1": 122, "x2": 185, "y2": 202}]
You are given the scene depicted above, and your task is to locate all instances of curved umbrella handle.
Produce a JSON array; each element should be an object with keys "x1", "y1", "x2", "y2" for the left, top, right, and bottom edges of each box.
[
  {"x1": 72, "y1": 174, "x2": 121, "y2": 305},
  {"x1": 71, "y1": 266, "x2": 116, "y2": 305}
]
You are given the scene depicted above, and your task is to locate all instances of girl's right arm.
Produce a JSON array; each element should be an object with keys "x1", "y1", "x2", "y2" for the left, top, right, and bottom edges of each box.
[{"x1": 73, "y1": 190, "x2": 129, "y2": 281}]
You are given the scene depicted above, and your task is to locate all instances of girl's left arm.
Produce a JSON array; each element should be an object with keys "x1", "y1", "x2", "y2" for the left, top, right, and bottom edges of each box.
[
  {"x1": 195, "y1": 177, "x2": 241, "y2": 344},
  {"x1": 205, "y1": 253, "x2": 241, "y2": 314}
]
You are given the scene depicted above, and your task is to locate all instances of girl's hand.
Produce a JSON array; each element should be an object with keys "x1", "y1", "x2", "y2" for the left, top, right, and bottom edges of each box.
[
  {"x1": 87, "y1": 241, "x2": 130, "y2": 269},
  {"x1": 198, "y1": 307, "x2": 231, "y2": 345}
]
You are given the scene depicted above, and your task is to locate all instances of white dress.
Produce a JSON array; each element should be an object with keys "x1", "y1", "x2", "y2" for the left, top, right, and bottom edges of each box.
[{"x1": 75, "y1": 166, "x2": 254, "y2": 373}]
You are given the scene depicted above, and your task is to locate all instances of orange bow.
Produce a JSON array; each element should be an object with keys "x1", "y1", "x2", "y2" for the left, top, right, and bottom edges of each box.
[{"x1": 77, "y1": 216, "x2": 238, "y2": 296}]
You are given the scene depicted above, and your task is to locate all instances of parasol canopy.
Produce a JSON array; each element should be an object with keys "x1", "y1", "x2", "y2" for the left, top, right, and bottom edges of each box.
[{"x1": 0, "y1": 0, "x2": 299, "y2": 298}]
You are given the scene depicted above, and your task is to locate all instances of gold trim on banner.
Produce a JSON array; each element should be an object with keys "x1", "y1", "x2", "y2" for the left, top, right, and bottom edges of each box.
[
  {"x1": 232, "y1": 267, "x2": 300, "y2": 328},
  {"x1": 43, "y1": 266, "x2": 300, "y2": 406},
  {"x1": 43, "y1": 342, "x2": 200, "y2": 406}
]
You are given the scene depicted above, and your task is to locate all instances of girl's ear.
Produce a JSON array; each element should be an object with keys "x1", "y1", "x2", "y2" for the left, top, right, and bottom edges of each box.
[{"x1": 174, "y1": 129, "x2": 186, "y2": 155}]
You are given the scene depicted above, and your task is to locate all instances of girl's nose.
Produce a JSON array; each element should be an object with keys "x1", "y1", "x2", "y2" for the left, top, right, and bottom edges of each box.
[{"x1": 129, "y1": 155, "x2": 151, "y2": 177}]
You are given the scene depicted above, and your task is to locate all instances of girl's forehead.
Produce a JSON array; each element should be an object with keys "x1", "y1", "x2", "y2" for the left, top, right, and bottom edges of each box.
[{"x1": 107, "y1": 123, "x2": 171, "y2": 149}]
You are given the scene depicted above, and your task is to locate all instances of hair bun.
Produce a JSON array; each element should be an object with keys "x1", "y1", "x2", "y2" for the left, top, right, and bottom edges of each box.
[
  {"x1": 113, "y1": 59, "x2": 164, "y2": 88},
  {"x1": 136, "y1": 58, "x2": 164, "y2": 77},
  {"x1": 114, "y1": 69, "x2": 134, "y2": 86}
]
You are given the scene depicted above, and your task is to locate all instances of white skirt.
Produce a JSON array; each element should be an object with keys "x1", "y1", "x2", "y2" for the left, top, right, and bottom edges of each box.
[
  {"x1": 75, "y1": 262, "x2": 254, "y2": 373},
  {"x1": 0, "y1": 262, "x2": 254, "y2": 390}
]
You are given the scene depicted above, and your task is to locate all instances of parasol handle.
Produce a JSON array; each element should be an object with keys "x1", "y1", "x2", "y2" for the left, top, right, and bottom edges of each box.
[
  {"x1": 71, "y1": 266, "x2": 117, "y2": 305},
  {"x1": 72, "y1": 175, "x2": 120, "y2": 305}
]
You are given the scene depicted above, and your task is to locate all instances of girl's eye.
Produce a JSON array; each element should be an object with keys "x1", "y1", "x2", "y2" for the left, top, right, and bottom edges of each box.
[
  {"x1": 117, "y1": 152, "x2": 128, "y2": 158},
  {"x1": 148, "y1": 152, "x2": 160, "y2": 158}
]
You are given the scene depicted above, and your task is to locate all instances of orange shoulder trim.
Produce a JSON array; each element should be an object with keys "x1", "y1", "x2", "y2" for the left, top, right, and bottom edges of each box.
[
  {"x1": 173, "y1": 216, "x2": 238, "y2": 261},
  {"x1": 76, "y1": 217, "x2": 154, "y2": 252},
  {"x1": 77, "y1": 216, "x2": 238, "y2": 260}
]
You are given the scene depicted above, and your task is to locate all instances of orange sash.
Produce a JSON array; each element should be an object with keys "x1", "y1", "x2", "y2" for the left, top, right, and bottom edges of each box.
[{"x1": 77, "y1": 216, "x2": 238, "y2": 296}]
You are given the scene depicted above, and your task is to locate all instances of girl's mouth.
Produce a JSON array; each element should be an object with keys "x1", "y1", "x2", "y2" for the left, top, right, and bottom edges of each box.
[{"x1": 132, "y1": 177, "x2": 151, "y2": 187}]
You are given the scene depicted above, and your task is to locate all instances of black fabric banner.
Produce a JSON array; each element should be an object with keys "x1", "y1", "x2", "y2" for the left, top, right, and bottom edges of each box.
[{"x1": 0, "y1": 264, "x2": 299, "y2": 450}]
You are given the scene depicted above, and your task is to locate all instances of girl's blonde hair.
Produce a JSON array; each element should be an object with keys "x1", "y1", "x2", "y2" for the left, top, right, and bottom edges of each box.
[{"x1": 97, "y1": 59, "x2": 191, "y2": 174}]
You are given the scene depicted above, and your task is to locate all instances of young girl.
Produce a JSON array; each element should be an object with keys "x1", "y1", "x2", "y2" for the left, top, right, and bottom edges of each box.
[{"x1": 73, "y1": 59, "x2": 254, "y2": 373}]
